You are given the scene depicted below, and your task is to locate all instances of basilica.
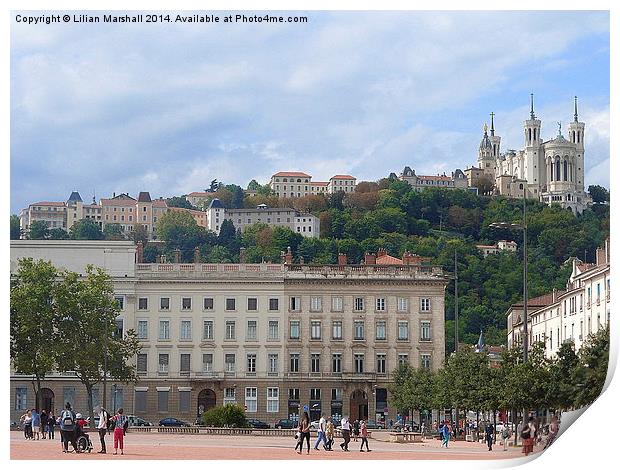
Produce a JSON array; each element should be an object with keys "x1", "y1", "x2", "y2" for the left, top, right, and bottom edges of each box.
[{"x1": 472, "y1": 95, "x2": 590, "y2": 214}]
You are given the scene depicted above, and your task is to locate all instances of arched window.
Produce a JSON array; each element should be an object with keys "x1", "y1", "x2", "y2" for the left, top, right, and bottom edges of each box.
[
  {"x1": 533, "y1": 128, "x2": 537, "y2": 141},
  {"x1": 549, "y1": 160, "x2": 553, "y2": 181},
  {"x1": 555, "y1": 159, "x2": 561, "y2": 181},
  {"x1": 528, "y1": 128, "x2": 532, "y2": 142},
  {"x1": 563, "y1": 160, "x2": 568, "y2": 181},
  {"x1": 577, "y1": 131, "x2": 580, "y2": 143}
]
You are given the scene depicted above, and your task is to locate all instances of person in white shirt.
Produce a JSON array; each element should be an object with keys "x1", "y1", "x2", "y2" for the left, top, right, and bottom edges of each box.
[
  {"x1": 95, "y1": 405, "x2": 109, "y2": 454},
  {"x1": 313, "y1": 415, "x2": 328, "y2": 451},
  {"x1": 340, "y1": 416, "x2": 351, "y2": 451}
]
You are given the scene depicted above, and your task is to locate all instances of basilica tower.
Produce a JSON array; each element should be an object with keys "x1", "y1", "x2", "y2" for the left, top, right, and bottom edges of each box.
[
  {"x1": 478, "y1": 123, "x2": 495, "y2": 178},
  {"x1": 568, "y1": 96, "x2": 586, "y2": 191},
  {"x1": 523, "y1": 93, "x2": 543, "y2": 193}
]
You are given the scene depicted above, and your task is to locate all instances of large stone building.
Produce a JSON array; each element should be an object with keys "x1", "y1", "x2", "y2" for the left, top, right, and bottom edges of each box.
[
  {"x1": 399, "y1": 167, "x2": 468, "y2": 191},
  {"x1": 10, "y1": 241, "x2": 447, "y2": 426},
  {"x1": 270, "y1": 172, "x2": 357, "y2": 198},
  {"x1": 475, "y1": 95, "x2": 591, "y2": 213},
  {"x1": 506, "y1": 238, "x2": 610, "y2": 358}
]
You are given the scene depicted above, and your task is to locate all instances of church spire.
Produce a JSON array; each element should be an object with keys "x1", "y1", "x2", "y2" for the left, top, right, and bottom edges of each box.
[
  {"x1": 530, "y1": 93, "x2": 535, "y2": 119},
  {"x1": 490, "y1": 112, "x2": 495, "y2": 136},
  {"x1": 574, "y1": 96, "x2": 579, "y2": 122}
]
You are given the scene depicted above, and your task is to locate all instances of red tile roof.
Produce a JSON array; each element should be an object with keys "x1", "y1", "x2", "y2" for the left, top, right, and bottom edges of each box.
[
  {"x1": 331, "y1": 175, "x2": 356, "y2": 180},
  {"x1": 311, "y1": 182, "x2": 329, "y2": 186},
  {"x1": 511, "y1": 291, "x2": 563, "y2": 309},
  {"x1": 152, "y1": 200, "x2": 168, "y2": 208},
  {"x1": 417, "y1": 175, "x2": 452, "y2": 181},
  {"x1": 30, "y1": 201, "x2": 65, "y2": 207},
  {"x1": 273, "y1": 171, "x2": 311, "y2": 178},
  {"x1": 376, "y1": 253, "x2": 403, "y2": 265},
  {"x1": 100, "y1": 199, "x2": 137, "y2": 206}
]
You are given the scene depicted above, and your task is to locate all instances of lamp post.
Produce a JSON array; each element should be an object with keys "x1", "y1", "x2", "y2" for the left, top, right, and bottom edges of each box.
[{"x1": 489, "y1": 182, "x2": 528, "y2": 363}]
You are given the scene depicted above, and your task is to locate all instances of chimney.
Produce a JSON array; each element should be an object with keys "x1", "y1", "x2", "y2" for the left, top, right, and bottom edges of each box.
[
  {"x1": 299, "y1": 256, "x2": 305, "y2": 265},
  {"x1": 596, "y1": 247, "x2": 605, "y2": 266},
  {"x1": 364, "y1": 252, "x2": 377, "y2": 265},
  {"x1": 174, "y1": 248, "x2": 181, "y2": 264},
  {"x1": 403, "y1": 251, "x2": 421, "y2": 265},
  {"x1": 284, "y1": 246, "x2": 293, "y2": 265},
  {"x1": 377, "y1": 247, "x2": 387, "y2": 258},
  {"x1": 552, "y1": 288, "x2": 557, "y2": 302},
  {"x1": 338, "y1": 253, "x2": 347, "y2": 266},
  {"x1": 113, "y1": 192, "x2": 116, "y2": 198},
  {"x1": 280, "y1": 250, "x2": 286, "y2": 264},
  {"x1": 136, "y1": 241, "x2": 144, "y2": 263},
  {"x1": 194, "y1": 247, "x2": 201, "y2": 264},
  {"x1": 239, "y1": 247, "x2": 246, "y2": 264}
]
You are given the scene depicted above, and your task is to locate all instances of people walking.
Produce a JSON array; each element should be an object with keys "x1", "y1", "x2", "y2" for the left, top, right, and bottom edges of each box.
[
  {"x1": 31, "y1": 409, "x2": 41, "y2": 440},
  {"x1": 359, "y1": 420, "x2": 371, "y2": 452},
  {"x1": 521, "y1": 416, "x2": 537, "y2": 456},
  {"x1": 352, "y1": 419, "x2": 360, "y2": 442},
  {"x1": 314, "y1": 414, "x2": 328, "y2": 451},
  {"x1": 20, "y1": 410, "x2": 32, "y2": 440},
  {"x1": 501, "y1": 425, "x2": 511, "y2": 451},
  {"x1": 59, "y1": 402, "x2": 78, "y2": 453},
  {"x1": 47, "y1": 411, "x2": 56, "y2": 440},
  {"x1": 544, "y1": 415, "x2": 560, "y2": 449},
  {"x1": 325, "y1": 417, "x2": 334, "y2": 451},
  {"x1": 340, "y1": 416, "x2": 351, "y2": 451},
  {"x1": 40, "y1": 410, "x2": 47, "y2": 439},
  {"x1": 441, "y1": 421, "x2": 451, "y2": 448},
  {"x1": 296, "y1": 411, "x2": 311, "y2": 455},
  {"x1": 294, "y1": 420, "x2": 303, "y2": 453},
  {"x1": 485, "y1": 422, "x2": 494, "y2": 451},
  {"x1": 96, "y1": 406, "x2": 109, "y2": 453},
  {"x1": 111, "y1": 408, "x2": 128, "y2": 455}
]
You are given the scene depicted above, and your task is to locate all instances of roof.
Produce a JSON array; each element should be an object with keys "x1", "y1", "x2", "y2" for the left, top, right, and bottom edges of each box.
[
  {"x1": 511, "y1": 292, "x2": 563, "y2": 309},
  {"x1": 100, "y1": 198, "x2": 137, "y2": 206},
  {"x1": 152, "y1": 199, "x2": 168, "y2": 208},
  {"x1": 417, "y1": 175, "x2": 452, "y2": 181},
  {"x1": 476, "y1": 244, "x2": 498, "y2": 249},
  {"x1": 311, "y1": 182, "x2": 329, "y2": 186},
  {"x1": 187, "y1": 192, "x2": 211, "y2": 197},
  {"x1": 331, "y1": 175, "x2": 356, "y2": 180},
  {"x1": 546, "y1": 134, "x2": 571, "y2": 146},
  {"x1": 208, "y1": 198, "x2": 225, "y2": 209},
  {"x1": 67, "y1": 191, "x2": 83, "y2": 203},
  {"x1": 376, "y1": 253, "x2": 403, "y2": 265},
  {"x1": 30, "y1": 201, "x2": 65, "y2": 207},
  {"x1": 137, "y1": 191, "x2": 152, "y2": 203},
  {"x1": 273, "y1": 171, "x2": 311, "y2": 178}
]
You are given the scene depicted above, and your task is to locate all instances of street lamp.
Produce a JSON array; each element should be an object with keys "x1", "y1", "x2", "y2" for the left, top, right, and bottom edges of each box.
[{"x1": 489, "y1": 182, "x2": 528, "y2": 363}]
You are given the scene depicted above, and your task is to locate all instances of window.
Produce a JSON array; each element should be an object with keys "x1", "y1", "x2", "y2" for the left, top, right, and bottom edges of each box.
[
  {"x1": 421, "y1": 321, "x2": 431, "y2": 341},
  {"x1": 137, "y1": 353, "x2": 147, "y2": 374},
  {"x1": 331, "y1": 296, "x2": 343, "y2": 312},
  {"x1": 181, "y1": 297, "x2": 192, "y2": 310},
  {"x1": 180, "y1": 353, "x2": 191, "y2": 375},
  {"x1": 331, "y1": 388, "x2": 342, "y2": 401},
  {"x1": 420, "y1": 298, "x2": 431, "y2": 312},
  {"x1": 376, "y1": 354, "x2": 386, "y2": 374},
  {"x1": 354, "y1": 321, "x2": 365, "y2": 340},
  {"x1": 311, "y1": 321, "x2": 321, "y2": 340},
  {"x1": 203, "y1": 297, "x2": 214, "y2": 310},
  {"x1": 63, "y1": 387, "x2": 75, "y2": 408},
  {"x1": 267, "y1": 388, "x2": 279, "y2": 413},
  {"x1": 269, "y1": 298, "x2": 279, "y2": 311},
  {"x1": 289, "y1": 320, "x2": 300, "y2": 340},
  {"x1": 421, "y1": 354, "x2": 431, "y2": 370},
  {"x1": 134, "y1": 390, "x2": 147, "y2": 413},
  {"x1": 245, "y1": 387, "x2": 257, "y2": 413},
  {"x1": 225, "y1": 321, "x2": 236, "y2": 340},
  {"x1": 289, "y1": 388, "x2": 300, "y2": 400},
  {"x1": 160, "y1": 297, "x2": 170, "y2": 311},
  {"x1": 266, "y1": 320, "x2": 279, "y2": 340},
  {"x1": 159, "y1": 320, "x2": 170, "y2": 340},
  {"x1": 375, "y1": 321, "x2": 386, "y2": 340},
  {"x1": 224, "y1": 388, "x2": 236, "y2": 405},
  {"x1": 247, "y1": 354, "x2": 257, "y2": 373},
  {"x1": 398, "y1": 354, "x2": 409, "y2": 365},
  {"x1": 203, "y1": 320, "x2": 214, "y2": 340},
  {"x1": 137, "y1": 320, "x2": 148, "y2": 339},
  {"x1": 290, "y1": 296, "x2": 301, "y2": 312},
  {"x1": 354, "y1": 297, "x2": 365, "y2": 312},
  {"x1": 179, "y1": 390, "x2": 191, "y2": 412},
  {"x1": 246, "y1": 297, "x2": 258, "y2": 311},
  {"x1": 225, "y1": 354, "x2": 236, "y2": 372},
  {"x1": 202, "y1": 353, "x2": 213, "y2": 373},
  {"x1": 226, "y1": 298, "x2": 236, "y2": 311},
  {"x1": 332, "y1": 354, "x2": 342, "y2": 373},
  {"x1": 246, "y1": 320, "x2": 257, "y2": 340},
  {"x1": 158, "y1": 354, "x2": 169, "y2": 373},
  {"x1": 180, "y1": 320, "x2": 192, "y2": 340},
  {"x1": 15, "y1": 387, "x2": 27, "y2": 410},
  {"x1": 354, "y1": 354, "x2": 364, "y2": 373},
  {"x1": 114, "y1": 320, "x2": 124, "y2": 338},
  {"x1": 158, "y1": 389, "x2": 169, "y2": 412},
  {"x1": 375, "y1": 298, "x2": 386, "y2": 311},
  {"x1": 290, "y1": 353, "x2": 300, "y2": 373},
  {"x1": 397, "y1": 297, "x2": 409, "y2": 312},
  {"x1": 398, "y1": 321, "x2": 409, "y2": 340},
  {"x1": 310, "y1": 296, "x2": 323, "y2": 312},
  {"x1": 332, "y1": 321, "x2": 343, "y2": 340},
  {"x1": 268, "y1": 353, "x2": 278, "y2": 374},
  {"x1": 114, "y1": 296, "x2": 125, "y2": 310},
  {"x1": 310, "y1": 388, "x2": 321, "y2": 400},
  {"x1": 138, "y1": 297, "x2": 148, "y2": 310},
  {"x1": 311, "y1": 354, "x2": 321, "y2": 373}
]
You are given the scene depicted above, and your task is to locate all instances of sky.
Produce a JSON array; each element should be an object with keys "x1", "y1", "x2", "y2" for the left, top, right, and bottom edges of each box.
[{"x1": 10, "y1": 10, "x2": 610, "y2": 213}]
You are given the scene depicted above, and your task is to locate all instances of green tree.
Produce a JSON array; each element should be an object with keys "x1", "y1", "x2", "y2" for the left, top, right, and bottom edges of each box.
[
  {"x1": 70, "y1": 219, "x2": 104, "y2": 240},
  {"x1": 588, "y1": 185, "x2": 609, "y2": 204},
  {"x1": 131, "y1": 224, "x2": 150, "y2": 247},
  {"x1": 201, "y1": 404, "x2": 247, "y2": 427},
  {"x1": 388, "y1": 363, "x2": 435, "y2": 424},
  {"x1": 546, "y1": 341, "x2": 579, "y2": 410},
  {"x1": 247, "y1": 179, "x2": 260, "y2": 191},
  {"x1": 48, "y1": 228, "x2": 70, "y2": 240},
  {"x1": 103, "y1": 223, "x2": 125, "y2": 240},
  {"x1": 29, "y1": 220, "x2": 49, "y2": 240},
  {"x1": 53, "y1": 266, "x2": 141, "y2": 428},
  {"x1": 166, "y1": 196, "x2": 195, "y2": 209},
  {"x1": 10, "y1": 214, "x2": 21, "y2": 239},
  {"x1": 10, "y1": 259, "x2": 58, "y2": 411},
  {"x1": 156, "y1": 210, "x2": 205, "y2": 262},
  {"x1": 572, "y1": 326, "x2": 609, "y2": 408},
  {"x1": 225, "y1": 184, "x2": 245, "y2": 209}
]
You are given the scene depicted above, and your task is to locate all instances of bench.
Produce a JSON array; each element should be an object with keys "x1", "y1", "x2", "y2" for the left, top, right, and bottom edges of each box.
[{"x1": 389, "y1": 432, "x2": 422, "y2": 443}]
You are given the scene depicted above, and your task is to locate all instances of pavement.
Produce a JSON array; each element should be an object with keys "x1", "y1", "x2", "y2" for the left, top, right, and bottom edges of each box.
[{"x1": 10, "y1": 430, "x2": 543, "y2": 460}]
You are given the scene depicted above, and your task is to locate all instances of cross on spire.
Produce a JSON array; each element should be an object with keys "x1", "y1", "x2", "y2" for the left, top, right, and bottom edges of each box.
[
  {"x1": 490, "y1": 112, "x2": 495, "y2": 136},
  {"x1": 530, "y1": 93, "x2": 536, "y2": 119}
]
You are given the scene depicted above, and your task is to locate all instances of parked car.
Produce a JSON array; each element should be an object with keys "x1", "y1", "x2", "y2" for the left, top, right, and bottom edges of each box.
[
  {"x1": 247, "y1": 419, "x2": 270, "y2": 429},
  {"x1": 393, "y1": 420, "x2": 419, "y2": 432},
  {"x1": 274, "y1": 418, "x2": 298, "y2": 429},
  {"x1": 127, "y1": 415, "x2": 153, "y2": 427},
  {"x1": 309, "y1": 420, "x2": 319, "y2": 430},
  {"x1": 366, "y1": 419, "x2": 384, "y2": 429},
  {"x1": 159, "y1": 417, "x2": 191, "y2": 427}
]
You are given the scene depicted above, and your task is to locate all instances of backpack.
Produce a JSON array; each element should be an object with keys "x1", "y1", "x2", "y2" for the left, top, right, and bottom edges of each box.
[
  {"x1": 104, "y1": 410, "x2": 115, "y2": 431},
  {"x1": 520, "y1": 425, "x2": 531, "y2": 439},
  {"x1": 61, "y1": 410, "x2": 75, "y2": 427}
]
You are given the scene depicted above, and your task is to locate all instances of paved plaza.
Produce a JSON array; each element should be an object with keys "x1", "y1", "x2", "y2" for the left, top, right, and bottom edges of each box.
[{"x1": 10, "y1": 430, "x2": 541, "y2": 460}]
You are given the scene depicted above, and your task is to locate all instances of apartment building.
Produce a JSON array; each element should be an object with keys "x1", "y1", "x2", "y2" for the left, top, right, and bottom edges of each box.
[
  {"x1": 270, "y1": 172, "x2": 358, "y2": 198},
  {"x1": 328, "y1": 175, "x2": 357, "y2": 194},
  {"x1": 10, "y1": 241, "x2": 447, "y2": 426},
  {"x1": 476, "y1": 240, "x2": 517, "y2": 258},
  {"x1": 399, "y1": 167, "x2": 468, "y2": 191},
  {"x1": 506, "y1": 238, "x2": 610, "y2": 358}
]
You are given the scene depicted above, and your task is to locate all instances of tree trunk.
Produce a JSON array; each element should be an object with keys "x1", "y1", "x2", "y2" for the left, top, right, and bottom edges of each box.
[
  {"x1": 85, "y1": 382, "x2": 95, "y2": 429},
  {"x1": 513, "y1": 408, "x2": 518, "y2": 446},
  {"x1": 476, "y1": 410, "x2": 479, "y2": 442},
  {"x1": 493, "y1": 410, "x2": 497, "y2": 444}
]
